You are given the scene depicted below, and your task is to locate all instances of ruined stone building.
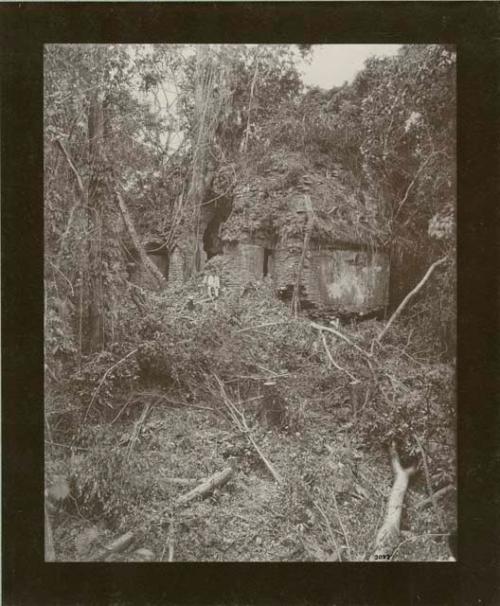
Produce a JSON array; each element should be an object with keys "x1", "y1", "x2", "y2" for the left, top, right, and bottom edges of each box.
[{"x1": 129, "y1": 159, "x2": 391, "y2": 317}]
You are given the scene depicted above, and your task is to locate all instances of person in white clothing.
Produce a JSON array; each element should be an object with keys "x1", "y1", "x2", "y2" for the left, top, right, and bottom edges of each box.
[{"x1": 204, "y1": 273, "x2": 220, "y2": 300}]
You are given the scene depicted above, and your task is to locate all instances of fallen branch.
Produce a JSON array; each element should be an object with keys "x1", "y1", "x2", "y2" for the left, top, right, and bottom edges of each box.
[
  {"x1": 84, "y1": 348, "x2": 139, "y2": 423},
  {"x1": 417, "y1": 484, "x2": 455, "y2": 510},
  {"x1": 371, "y1": 442, "x2": 416, "y2": 560},
  {"x1": 320, "y1": 332, "x2": 359, "y2": 383},
  {"x1": 310, "y1": 321, "x2": 371, "y2": 358},
  {"x1": 377, "y1": 257, "x2": 448, "y2": 343},
  {"x1": 45, "y1": 440, "x2": 89, "y2": 452},
  {"x1": 330, "y1": 488, "x2": 351, "y2": 560},
  {"x1": 246, "y1": 432, "x2": 283, "y2": 484},
  {"x1": 126, "y1": 400, "x2": 154, "y2": 460},
  {"x1": 88, "y1": 531, "x2": 135, "y2": 561},
  {"x1": 175, "y1": 467, "x2": 233, "y2": 506},
  {"x1": 212, "y1": 374, "x2": 283, "y2": 483},
  {"x1": 237, "y1": 321, "x2": 288, "y2": 333}
]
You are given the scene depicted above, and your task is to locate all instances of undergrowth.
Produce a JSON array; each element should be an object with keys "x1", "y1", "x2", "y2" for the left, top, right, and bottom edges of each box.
[{"x1": 45, "y1": 278, "x2": 456, "y2": 561}]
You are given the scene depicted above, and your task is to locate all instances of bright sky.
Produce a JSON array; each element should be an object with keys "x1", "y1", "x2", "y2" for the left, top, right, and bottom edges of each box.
[{"x1": 301, "y1": 44, "x2": 402, "y2": 90}]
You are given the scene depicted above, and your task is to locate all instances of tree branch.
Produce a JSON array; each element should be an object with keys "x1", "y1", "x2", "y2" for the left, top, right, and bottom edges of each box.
[
  {"x1": 113, "y1": 188, "x2": 167, "y2": 287},
  {"x1": 393, "y1": 151, "x2": 442, "y2": 223},
  {"x1": 320, "y1": 332, "x2": 359, "y2": 383},
  {"x1": 54, "y1": 139, "x2": 87, "y2": 263},
  {"x1": 55, "y1": 138, "x2": 85, "y2": 197},
  {"x1": 310, "y1": 321, "x2": 372, "y2": 359},
  {"x1": 377, "y1": 256, "x2": 447, "y2": 343}
]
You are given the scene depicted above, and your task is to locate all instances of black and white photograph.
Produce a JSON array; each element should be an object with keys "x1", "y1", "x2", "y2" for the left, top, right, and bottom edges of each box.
[{"x1": 44, "y1": 43, "x2": 457, "y2": 563}]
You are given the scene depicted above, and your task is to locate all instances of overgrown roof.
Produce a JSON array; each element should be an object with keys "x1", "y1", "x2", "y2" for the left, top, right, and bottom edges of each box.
[{"x1": 220, "y1": 149, "x2": 389, "y2": 249}]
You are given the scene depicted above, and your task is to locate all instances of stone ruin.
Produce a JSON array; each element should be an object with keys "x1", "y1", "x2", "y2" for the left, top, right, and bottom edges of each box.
[{"x1": 128, "y1": 174, "x2": 391, "y2": 317}]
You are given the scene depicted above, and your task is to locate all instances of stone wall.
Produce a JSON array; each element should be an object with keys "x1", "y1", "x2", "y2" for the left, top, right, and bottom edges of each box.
[
  {"x1": 272, "y1": 242, "x2": 390, "y2": 314},
  {"x1": 168, "y1": 247, "x2": 184, "y2": 288},
  {"x1": 310, "y1": 248, "x2": 390, "y2": 313},
  {"x1": 222, "y1": 242, "x2": 268, "y2": 288}
]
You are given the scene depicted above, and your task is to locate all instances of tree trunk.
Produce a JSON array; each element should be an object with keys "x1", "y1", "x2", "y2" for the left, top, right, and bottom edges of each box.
[{"x1": 371, "y1": 442, "x2": 415, "y2": 560}]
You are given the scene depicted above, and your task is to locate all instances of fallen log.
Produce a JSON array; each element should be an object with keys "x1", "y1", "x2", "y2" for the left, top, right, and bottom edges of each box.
[
  {"x1": 371, "y1": 442, "x2": 416, "y2": 561},
  {"x1": 88, "y1": 531, "x2": 135, "y2": 562},
  {"x1": 175, "y1": 466, "x2": 233, "y2": 507}
]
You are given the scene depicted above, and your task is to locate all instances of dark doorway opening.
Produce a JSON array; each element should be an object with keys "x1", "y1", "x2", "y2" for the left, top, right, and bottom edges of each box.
[
  {"x1": 203, "y1": 197, "x2": 232, "y2": 260},
  {"x1": 149, "y1": 253, "x2": 169, "y2": 279}
]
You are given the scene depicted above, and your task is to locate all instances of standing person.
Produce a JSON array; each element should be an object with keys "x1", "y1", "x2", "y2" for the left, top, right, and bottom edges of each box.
[
  {"x1": 212, "y1": 271, "x2": 220, "y2": 299},
  {"x1": 204, "y1": 271, "x2": 220, "y2": 301}
]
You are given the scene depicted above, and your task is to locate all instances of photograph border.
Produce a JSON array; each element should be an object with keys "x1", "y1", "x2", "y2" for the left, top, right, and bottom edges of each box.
[{"x1": 2, "y1": 2, "x2": 498, "y2": 604}]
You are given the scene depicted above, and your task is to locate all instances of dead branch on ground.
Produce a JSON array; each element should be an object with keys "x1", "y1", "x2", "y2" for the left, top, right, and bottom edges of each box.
[
  {"x1": 320, "y1": 332, "x2": 359, "y2": 384},
  {"x1": 125, "y1": 399, "x2": 155, "y2": 460},
  {"x1": 371, "y1": 442, "x2": 416, "y2": 560},
  {"x1": 330, "y1": 486, "x2": 352, "y2": 560},
  {"x1": 175, "y1": 466, "x2": 234, "y2": 506},
  {"x1": 310, "y1": 321, "x2": 372, "y2": 358},
  {"x1": 212, "y1": 374, "x2": 283, "y2": 484}
]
